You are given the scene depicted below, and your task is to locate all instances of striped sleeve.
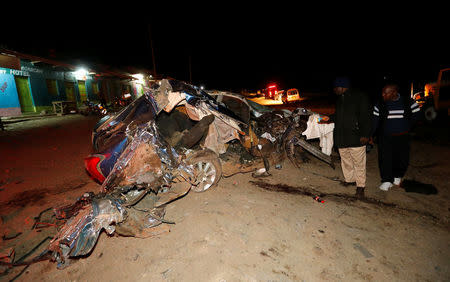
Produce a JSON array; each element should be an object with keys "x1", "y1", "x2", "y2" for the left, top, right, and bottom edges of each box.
[
  {"x1": 371, "y1": 103, "x2": 380, "y2": 136},
  {"x1": 373, "y1": 105, "x2": 380, "y2": 116}
]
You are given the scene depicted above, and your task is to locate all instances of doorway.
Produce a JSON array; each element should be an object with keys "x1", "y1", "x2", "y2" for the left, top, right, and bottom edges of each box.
[{"x1": 14, "y1": 76, "x2": 34, "y2": 112}]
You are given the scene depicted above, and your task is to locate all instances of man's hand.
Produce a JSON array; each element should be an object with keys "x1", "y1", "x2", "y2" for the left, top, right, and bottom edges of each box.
[{"x1": 360, "y1": 137, "x2": 369, "y2": 145}]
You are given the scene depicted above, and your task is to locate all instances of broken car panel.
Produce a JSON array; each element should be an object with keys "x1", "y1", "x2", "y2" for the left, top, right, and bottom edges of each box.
[{"x1": 207, "y1": 90, "x2": 334, "y2": 170}]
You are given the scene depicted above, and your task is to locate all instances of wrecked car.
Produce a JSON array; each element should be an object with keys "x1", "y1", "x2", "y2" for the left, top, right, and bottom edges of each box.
[
  {"x1": 87, "y1": 83, "x2": 333, "y2": 182},
  {"x1": 207, "y1": 90, "x2": 334, "y2": 173},
  {"x1": 46, "y1": 79, "x2": 333, "y2": 268}
]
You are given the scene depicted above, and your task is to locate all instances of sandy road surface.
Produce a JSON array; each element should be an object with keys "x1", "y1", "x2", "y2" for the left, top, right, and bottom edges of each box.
[{"x1": 1, "y1": 114, "x2": 449, "y2": 281}]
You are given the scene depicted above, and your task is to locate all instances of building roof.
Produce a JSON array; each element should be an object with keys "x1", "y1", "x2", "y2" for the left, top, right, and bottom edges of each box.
[{"x1": 0, "y1": 48, "x2": 150, "y2": 81}]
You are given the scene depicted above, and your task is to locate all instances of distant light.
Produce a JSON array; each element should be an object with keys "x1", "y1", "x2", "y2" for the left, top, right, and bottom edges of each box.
[
  {"x1": 132, "y1": 74, "x2": 145, "y2": 84},
  {"x1": 268, "y1": 84, "x2": 277, "y2": 89},
  {"x1": 74, "y1": 68, "x2": 88, "y2": 80},
  {"x1": 123, "y1": 93, "x2": 131, "y2": 98},
  {"x1": 132, "y1": 74, "x2": 144, "y2": 80},
  {"x1": 200, "y1": 86, "x2": 205, "y2": 90}
]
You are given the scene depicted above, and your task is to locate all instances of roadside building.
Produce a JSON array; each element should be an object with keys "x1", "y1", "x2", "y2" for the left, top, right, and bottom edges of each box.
[{"x1": 0, "y1": 49, "x2": 154, "y2": 117}]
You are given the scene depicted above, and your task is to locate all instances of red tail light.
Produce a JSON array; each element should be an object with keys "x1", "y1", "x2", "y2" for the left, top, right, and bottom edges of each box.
[{"x1": 84, "y1": 155, "x2": 106, "y2": 183}]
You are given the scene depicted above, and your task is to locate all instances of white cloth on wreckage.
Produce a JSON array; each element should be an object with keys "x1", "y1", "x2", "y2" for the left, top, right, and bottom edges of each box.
[{"x1": 302, "y1": 114, "x2": 335, "y2": 156}]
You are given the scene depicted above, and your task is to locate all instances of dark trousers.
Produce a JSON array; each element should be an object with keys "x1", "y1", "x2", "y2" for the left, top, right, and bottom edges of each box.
[{"x1": 377, "y1": 133, "x2": 410, "y2": 183}]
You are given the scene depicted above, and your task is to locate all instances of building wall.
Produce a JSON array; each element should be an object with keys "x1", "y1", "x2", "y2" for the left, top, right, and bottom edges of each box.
[
  {"x1": 56, "y1": 79, "x2": 67, "y2": 101},
  {"x1": 23, "y1": 61, "x2": 63, "y2": 109},
  {"x1": 0, "y1": 59, "x2": 135, "y2": 116},
  {"x1": 0, "y1": 72, "x2": 22, "y2": 116},
  {"x1": 29, "y1": 72, "x2": 52, "y2": 112},
  {"x1": 86, "y1": 80, "x2": 95, "y2": 101}
]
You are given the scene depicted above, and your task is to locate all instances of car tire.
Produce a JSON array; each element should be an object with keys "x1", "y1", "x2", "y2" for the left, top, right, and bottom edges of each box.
[
  {"x1": 424, "y1": 105, "x2": 437, "y2": 122},
  {"x1": 186, "y1": 150, "x2": 222, "y2": 192}
]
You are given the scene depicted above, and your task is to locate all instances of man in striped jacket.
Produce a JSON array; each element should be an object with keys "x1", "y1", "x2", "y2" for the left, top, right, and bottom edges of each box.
[{"x1": 372, "y1": 83, "x2": 422, "y2": 191}]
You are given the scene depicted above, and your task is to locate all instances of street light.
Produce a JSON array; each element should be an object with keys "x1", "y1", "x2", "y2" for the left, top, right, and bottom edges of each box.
[
  {"x1": 74, "y1": 68, "x2": 88, "y2": 80},
  {"x1": 132, "y1": 74, "x2": 145, "y2": 84}
]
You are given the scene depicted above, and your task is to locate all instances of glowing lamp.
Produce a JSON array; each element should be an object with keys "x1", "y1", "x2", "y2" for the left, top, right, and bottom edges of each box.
[{"x1": 74, "y1": 68, "x2": 88, "y2": 80}]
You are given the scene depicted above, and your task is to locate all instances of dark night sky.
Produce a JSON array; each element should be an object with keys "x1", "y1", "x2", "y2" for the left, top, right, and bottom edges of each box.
[{"x1": 2, "y1": 16, "x2": 449, "y2": 96}]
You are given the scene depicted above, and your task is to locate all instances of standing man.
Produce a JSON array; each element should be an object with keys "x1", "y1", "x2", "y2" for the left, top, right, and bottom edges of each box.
[
  {"x1": 326, "y1": 77, "x2": 371, "y2": 199},
  {"x1": 372, "y1": 83, "x2": 421, "y2": 191}
]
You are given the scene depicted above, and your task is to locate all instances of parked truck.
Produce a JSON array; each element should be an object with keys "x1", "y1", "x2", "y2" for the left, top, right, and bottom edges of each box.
[{"x1": 414, "y1": 68, "x2": 450, "y2": 122}]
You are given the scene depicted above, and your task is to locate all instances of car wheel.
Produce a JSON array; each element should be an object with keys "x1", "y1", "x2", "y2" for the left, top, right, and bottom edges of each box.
[
  {"x1": 186, "y1": 150, "x2": 222, "y2": 192},
  {"x1": 424, "y1": 105, "x2": 437, "y2": 122}
]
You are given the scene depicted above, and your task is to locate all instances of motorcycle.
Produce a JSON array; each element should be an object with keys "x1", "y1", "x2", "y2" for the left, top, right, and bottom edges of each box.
[{"x1": 80, "y1": 101, "x2": 108, "y2": 116}]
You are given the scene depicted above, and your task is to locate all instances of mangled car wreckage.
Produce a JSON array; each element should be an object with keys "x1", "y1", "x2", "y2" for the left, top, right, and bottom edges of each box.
[{"x1": 45, "y1": 79, "x2": 334, "y2": 268}]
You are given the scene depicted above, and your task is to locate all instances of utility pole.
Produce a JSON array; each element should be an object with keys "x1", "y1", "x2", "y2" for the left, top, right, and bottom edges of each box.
[{"x1": 148, "y1": 24, "x2": 157, "y2": 77}]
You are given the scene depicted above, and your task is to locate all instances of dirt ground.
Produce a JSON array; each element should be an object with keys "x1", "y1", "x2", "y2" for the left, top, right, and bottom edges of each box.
[{"x1": 0, "y1": 114, "x2": 449, "y2": 281}]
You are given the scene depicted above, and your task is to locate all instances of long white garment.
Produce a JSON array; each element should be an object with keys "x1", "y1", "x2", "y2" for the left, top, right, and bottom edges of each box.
[{"x1": 302, "y1": 114, "x2": 335, "y2": 156}]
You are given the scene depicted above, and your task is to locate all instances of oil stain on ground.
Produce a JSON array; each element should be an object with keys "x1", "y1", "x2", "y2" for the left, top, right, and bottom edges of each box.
[{"x1": 250, "y1": 180, "x2": 441, "y2": 222}]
